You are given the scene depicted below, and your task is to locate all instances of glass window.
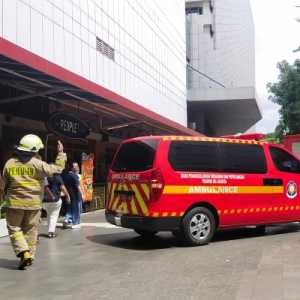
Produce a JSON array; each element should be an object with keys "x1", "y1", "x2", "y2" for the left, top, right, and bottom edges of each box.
[
  {"x1": 168, "y1": 141, "x2": 219, "y2": 172},
  {"x1": 292, "y1": 142, "x2": 300, "y2": 157},
  {"x1": 185, "y1": 7, "x2": 203, "y2": 15},
  {"x1": 219, "y1": 143, "x2": 267, "y2": 174},
  {"x1": 270, "y1": 147, "x2": 300, "y2": 173},
  {"x1": 112, "y1": 140, "x2": 158, "y2": 172}
]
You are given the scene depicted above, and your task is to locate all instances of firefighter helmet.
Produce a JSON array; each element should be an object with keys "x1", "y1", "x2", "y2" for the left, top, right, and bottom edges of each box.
[{"x1": 17, "y1": 134, "x2": 44, "y2": 153}]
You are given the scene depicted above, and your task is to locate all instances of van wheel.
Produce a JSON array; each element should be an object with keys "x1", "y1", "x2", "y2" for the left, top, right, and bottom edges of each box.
[
  {"x1": 255, "y1": 225, "x2": 266, "y2": 235},
  {"x1": 134, "y1": 229, "x2": 157, "y2": 238},
  {"x1": 182, "y1": 207, "x2": 216, "y2": 246}
]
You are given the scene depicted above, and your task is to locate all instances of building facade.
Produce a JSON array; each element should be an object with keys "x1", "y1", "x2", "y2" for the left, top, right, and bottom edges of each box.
[
  {"x1": 0, "y1": 0, "x2": 190, "y2": 127},
  {"x1": 0, "y1": 0, "x2": 197, "y2": 212},
  {"x1": 186, "y1": 0, "x2": 261, "y2": 136}
]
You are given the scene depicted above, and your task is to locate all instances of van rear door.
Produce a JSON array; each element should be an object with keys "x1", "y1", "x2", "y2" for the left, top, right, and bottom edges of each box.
[{"x1": 106, "y1": 139, "x2": 159, "y2": 216}]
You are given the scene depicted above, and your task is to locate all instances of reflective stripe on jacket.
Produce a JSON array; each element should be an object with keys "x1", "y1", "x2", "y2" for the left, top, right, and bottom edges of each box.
[{"x1": 3, "y1": 152, "x2": 67, "y2": 210}]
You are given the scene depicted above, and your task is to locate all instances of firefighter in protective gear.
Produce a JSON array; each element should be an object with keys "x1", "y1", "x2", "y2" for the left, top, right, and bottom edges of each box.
[{"x1": 1, "y1": 134, "x2": 67, "y2": 270}]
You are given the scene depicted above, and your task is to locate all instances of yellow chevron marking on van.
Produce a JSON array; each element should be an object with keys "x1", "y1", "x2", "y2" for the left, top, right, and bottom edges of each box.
[
  {"x1": 130, "y1": 199, "x2": 138, "y2": 215},
  {"x1": 171, "y1": 212, "x2": 177, "y2": 217},
  {"x1": 118, "y1": 183, "x2": 138, "y2": 215},
  {"x1": 111, "y1": 196, "x2": 120, "y2": 211},
  {"x1": 162, "y1": 212, "x2": 169, "y2": 217},
  {"x1": 116, "y1": 201, "x2": 128, "y2": 214},
  {"x1": 131, "y1": 184, "x2": 149, "y2": 216},
  {"x1": 111, "y1": 183, "x2": 121, "y2": 211},
  {"x1": 152, "y1": 212, "x2": 159, "y2": 217},
  {"x1": 163, "y1": 185, "x2": 284, "y2": 195},
  {"x1": 141, "y1": 183, "x2": 150, "y2": 200},
  {"x1": 108, "y1": 183, "x2": 117, "y2": 209}
]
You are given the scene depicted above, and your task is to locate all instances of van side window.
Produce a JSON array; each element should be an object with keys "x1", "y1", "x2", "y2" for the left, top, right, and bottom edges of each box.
[
  {"x1": 270, "y1": 147, "x2": 300, "y2": 173},
  {"x1": 219, "y1": 143, "x2": 267, "y2": 174},
  {"x1": 169, "y1": 141, "x2": 219, "y2": 171}
]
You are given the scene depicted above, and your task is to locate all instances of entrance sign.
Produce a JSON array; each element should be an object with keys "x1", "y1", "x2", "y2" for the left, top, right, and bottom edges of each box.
[{"x1": 47, "y1": 112, "x2": 90, "y2": 139}]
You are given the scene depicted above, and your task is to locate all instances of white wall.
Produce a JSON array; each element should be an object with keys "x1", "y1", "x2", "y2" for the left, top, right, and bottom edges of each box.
[
  {"x1": 186, "y1": 0, "x2": 255, "y2": 90},
  {"x1": 0, "y1": 0, "x2": 187, "y2": 126}
]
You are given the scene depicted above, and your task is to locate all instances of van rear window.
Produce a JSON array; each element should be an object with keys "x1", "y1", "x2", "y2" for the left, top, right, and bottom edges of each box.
[{"x1": 112, "y1": 140, "x2": 158, "y2": 172}]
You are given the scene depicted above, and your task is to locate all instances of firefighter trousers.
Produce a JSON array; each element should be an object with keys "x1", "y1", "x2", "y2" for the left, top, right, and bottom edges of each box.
[{"x1": 6, "y1": 208, "x2": 41, "y2": 257}]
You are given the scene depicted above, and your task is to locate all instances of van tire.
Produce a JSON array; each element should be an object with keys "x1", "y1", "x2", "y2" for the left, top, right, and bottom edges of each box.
[
  {"x1": 134, "y1": 229, "x2": 157, "y2": 238},
  {"x1": 182, "y1": 207, "x2": 216, "y2": 246}
]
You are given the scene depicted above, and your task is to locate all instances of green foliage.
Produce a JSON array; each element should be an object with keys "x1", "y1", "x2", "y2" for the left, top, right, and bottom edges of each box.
[
  {"x1": 267, "y1": 59, "x2": 300, "y2": 139},
  {"x1": 263, "y1": 132, "x2": 281, "y2": 144}
]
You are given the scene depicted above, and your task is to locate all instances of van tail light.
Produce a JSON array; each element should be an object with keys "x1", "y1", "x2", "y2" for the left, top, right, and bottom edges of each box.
[{"x1": 150, "y1": 168, "x2": 164, "y2": 201}]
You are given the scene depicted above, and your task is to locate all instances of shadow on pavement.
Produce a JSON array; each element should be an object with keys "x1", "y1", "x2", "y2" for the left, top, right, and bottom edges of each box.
[
  {"x1": 0, "y1": 259, "x2": 19, "y2": 270},
  {"x1": 213, "y1": 223, "x2": 300, "y2": 243},
  {"x1": 87, "y1": 223, "x2": 300, "y2": 250},
  {"x1": 86, "y1": 232, "x2": 185, "y2": 250}
]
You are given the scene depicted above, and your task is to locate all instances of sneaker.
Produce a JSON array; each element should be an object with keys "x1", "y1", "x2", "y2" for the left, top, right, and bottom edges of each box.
[
  {"x1": 18, "y1": 251, "x2": 33, "y2": 270},
  {"x1": 63, "y1": 220, "x2": 72, "y2": 229},
  {"x1": 71, "y1": 224, "x2": 81, "y2": 229},
  {"x1": 48, "y1": 232, "x2": 56, "y2": 238}
]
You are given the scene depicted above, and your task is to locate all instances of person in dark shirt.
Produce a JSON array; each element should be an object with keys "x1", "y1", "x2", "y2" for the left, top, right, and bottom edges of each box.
[
  {"x1": 43, "y1": 174, "x2": 70, "y2": 238},
  {"x1": 62, "y1": 163, "x2": 83, "y2": 229}
]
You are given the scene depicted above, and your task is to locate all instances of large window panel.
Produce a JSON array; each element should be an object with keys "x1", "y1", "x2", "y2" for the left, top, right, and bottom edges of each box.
[
  {"x1": 270, "y1": 147, "x2": 300, "y2": 174},
  {"x1": 169, "y1": 141, "x2": 219, "y2": 172},
  {"x1": 219, "y1": 143, "x2": 267, "y2": 174}
]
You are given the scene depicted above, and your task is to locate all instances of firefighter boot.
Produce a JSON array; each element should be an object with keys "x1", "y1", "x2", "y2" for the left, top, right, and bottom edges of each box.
[{"x1": 18, "y1": 251, "x2": 33, "y2": 270}]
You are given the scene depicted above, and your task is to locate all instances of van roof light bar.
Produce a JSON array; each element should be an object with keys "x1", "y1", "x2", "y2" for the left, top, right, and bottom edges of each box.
[{"x1": 221, "y1": 133, "x2": 266, "y2": 141}]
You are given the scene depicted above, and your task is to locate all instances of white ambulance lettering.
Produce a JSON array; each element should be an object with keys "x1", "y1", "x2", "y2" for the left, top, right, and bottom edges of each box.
[
  {"x1": 112, "y1": 174, "x2": 140, "y2": 181},
  {"x1": 181, "y1": 173, "x2": 245, "y2": 180},
  {"x1": 188, "y1": 186, "x2": 238, "y2": 194}
]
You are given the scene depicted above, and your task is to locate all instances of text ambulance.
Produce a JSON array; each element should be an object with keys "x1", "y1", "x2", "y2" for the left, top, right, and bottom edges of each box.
[{"x1": 105, "y1": 136, "x2": 300, "y2": 245}]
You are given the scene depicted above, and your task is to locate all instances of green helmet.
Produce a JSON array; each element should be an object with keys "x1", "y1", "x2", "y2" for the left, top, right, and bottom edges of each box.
[{"x1": 17, "y1": 134, "x2": 44, "y2": 153}]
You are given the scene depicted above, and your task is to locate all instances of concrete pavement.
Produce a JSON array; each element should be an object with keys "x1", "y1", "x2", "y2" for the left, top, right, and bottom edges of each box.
[{"x1": 1, "y1": 210, "x2": 300, "y2": 300}]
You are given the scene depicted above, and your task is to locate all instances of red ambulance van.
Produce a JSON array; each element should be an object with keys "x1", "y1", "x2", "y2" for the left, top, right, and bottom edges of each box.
[{"x1": 105, "y1": 136, "x2": 300, "y2": 245}]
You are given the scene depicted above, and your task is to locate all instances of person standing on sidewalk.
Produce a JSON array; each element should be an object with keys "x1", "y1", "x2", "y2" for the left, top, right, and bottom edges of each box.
[
  {"x1": 43, "y1": 174, "x2": 70, "y2": 238},
  {"x1": 1, "y1": 135, "x2": 66, "y2": 270},
  {"x1": 63, "y1": 162, "x2": 83, "y2": 229}
]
